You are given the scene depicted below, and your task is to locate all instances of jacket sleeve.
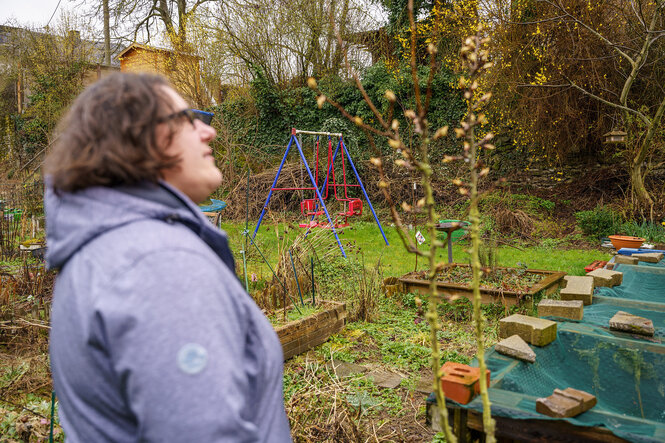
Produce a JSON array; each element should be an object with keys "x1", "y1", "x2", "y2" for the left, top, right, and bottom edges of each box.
[{"x1": 97, "y1": 248, "x2": 259, "y2": 442}]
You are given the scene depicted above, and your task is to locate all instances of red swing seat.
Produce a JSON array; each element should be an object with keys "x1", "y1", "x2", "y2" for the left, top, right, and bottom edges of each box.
[
  {"x1": 339, "y1": 198, "x2": 362, "y2": 217},
  {"x1": 300, "y1": 199, "x2": 324, "y2": 216}
]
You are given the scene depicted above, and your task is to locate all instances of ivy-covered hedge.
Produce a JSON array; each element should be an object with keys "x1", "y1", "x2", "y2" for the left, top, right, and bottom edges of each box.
[{"x1": 212, "y1": 60, "x2": 465, "y2": 175}]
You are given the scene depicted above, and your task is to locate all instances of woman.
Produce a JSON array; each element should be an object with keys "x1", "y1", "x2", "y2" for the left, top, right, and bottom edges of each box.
[{"x1": 45, "y1": 73, "x2": 292, "y2": 442}]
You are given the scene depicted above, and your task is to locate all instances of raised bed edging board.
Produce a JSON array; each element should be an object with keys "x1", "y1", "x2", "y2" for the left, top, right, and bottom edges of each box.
[
  {"x1": 399, "y1": 265, "x2": 566, "y2": 307},
  {"x1": 275, "y1": 301, "x2": 347, "y2": 360}
]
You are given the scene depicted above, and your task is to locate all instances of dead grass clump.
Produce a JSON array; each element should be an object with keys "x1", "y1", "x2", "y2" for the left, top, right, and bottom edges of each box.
[
  {"x1": 222, "y1": 163, "x2": 322, "y2": 221},
  {"x1": 0, "y1": 352, "x2": 51, "y2": 401},
  {"x1": 493, "y1": 208, "x2": 536, "y2": 239},
  {"x1": 1, "y1": 260, "x2": 54, "y2": 363},
  {"x1": 253, "y1": 226, "x2": 340, "y2": 312},
  {"x1": 285, "y1": 358, "x2": 425, "y2": 442},
  {"x1": 352, "y1": 258, "x2": 382, "y2": 323}
]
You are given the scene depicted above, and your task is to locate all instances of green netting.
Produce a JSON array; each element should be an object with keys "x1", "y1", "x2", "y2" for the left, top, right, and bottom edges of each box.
[
  {"x1": 465, "y1": 323, "x2": 665, "y2": 442},
  {"x1": 458, "y1": 263, "x2": 665, "y2": 442},
  {"x1": 582, "y1": 296, "x2": 665, "y2": 338},
  {"x1": 595, "y1": 264, "x2": 665, "y2": 303}
]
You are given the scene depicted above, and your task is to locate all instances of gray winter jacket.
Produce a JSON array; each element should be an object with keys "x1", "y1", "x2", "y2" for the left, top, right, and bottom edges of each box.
[{"x1": 46, "y1": 181, "x2": 292, "y2": 442}]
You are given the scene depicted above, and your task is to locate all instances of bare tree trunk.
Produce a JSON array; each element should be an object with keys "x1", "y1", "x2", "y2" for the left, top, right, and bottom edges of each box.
[
  {"x1": 103, "y1": 0, "x2": 111, "y2": 65},
  {"x1": 630, "y1": 94, "x2": 665, "y2": 208},
  {"x1": 630, "y1": 160, "x2": 652, "y2": 207}
]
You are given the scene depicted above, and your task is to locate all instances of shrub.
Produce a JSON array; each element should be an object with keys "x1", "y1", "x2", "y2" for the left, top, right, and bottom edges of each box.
[
  {"x1": 575, "y1": 206, "x2": 622, "y2": 239},
  {"x1": 619, "y1": 221, "x2": 665, "y2": 243}
]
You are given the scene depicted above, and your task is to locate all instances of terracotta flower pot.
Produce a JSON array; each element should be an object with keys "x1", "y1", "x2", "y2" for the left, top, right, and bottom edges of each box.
[{"x1": 608, "y1": 235, "x2": 645, "y2": 250}]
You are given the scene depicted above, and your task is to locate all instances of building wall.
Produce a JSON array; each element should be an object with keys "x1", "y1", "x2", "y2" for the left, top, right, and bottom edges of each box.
[
  {"x1": 119, "y1": 47, "x2": 205, "y2": 106},
  {"x1": 82, "y1": 64, "x2": 121, "y2": 87}
]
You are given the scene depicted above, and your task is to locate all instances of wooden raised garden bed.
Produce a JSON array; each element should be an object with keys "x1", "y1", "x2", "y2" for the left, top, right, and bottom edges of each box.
[
  {"x1": 399, "y1": 264, "x2": 566, "y2": 306},
  {"x1": 274, "y1": 301, "x2": 347, "y2": 360}
]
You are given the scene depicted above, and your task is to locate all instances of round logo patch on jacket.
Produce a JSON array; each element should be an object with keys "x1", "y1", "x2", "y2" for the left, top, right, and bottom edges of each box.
[{"x1": 177, "y1": 343, "x2": 208, "y2": 374}]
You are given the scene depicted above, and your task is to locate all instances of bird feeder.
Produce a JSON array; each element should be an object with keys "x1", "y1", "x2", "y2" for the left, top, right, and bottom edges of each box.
[{"x1": 602, "y1": 129, "x2": 627, "y2": 144}]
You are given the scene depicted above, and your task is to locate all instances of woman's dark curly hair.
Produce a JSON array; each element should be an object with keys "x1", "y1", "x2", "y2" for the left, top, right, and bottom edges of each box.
[{"x1": 44, "y1": 72, "x2": 182, "y2": 192}]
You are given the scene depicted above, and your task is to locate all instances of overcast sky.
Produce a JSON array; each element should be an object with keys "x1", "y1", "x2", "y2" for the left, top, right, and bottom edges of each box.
[{"x1": 0, "y1": 0, "x2": 78, "y2": 28}]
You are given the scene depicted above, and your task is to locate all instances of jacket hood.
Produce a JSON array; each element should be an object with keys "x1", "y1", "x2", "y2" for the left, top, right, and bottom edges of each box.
[{"x1": 45, "y1": 181, "x2": 210, "y2": 270}]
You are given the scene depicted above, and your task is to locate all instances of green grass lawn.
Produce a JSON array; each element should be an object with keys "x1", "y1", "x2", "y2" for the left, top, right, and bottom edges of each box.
[{"x1": 222, "y1": 219, "x2": 611, "y2": 279}]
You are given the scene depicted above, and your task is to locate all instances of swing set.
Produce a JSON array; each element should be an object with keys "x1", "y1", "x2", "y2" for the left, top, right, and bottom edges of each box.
[{"x1": 253, "y1": 128, "x2": 389, "y2": 258}]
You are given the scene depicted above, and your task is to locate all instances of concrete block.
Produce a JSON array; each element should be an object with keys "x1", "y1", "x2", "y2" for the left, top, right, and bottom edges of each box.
[
  {"x1": 366, "y1": 369, "x2": 404, "y2": 388},
  {"x1": 440, "y1": 362, "x2": 490, "y2": 405},
  {"x1": 538, "y1": 299, "x2": 584, "y2": 321},
  {"x1": 614, "y1": 255, "x2": 639, "y2": 265},
  {"x1": 586, "y1": 269, "x2": 623, "y2": 287},
  {"x1": 632, "y1": 252, "x2": 663, "y2": 263},
  {"x1": 495, "y1": 334, "x2": 536, "y2": 363},
  {"x1": 536, "y1": 388, "x2": 596, "y2": 418},
  {"x1": 560, "y1": 276, "x2": 594, "y2": 305},
  {"x1": 416, "y1": 375, "x2": 435, "y2": 394},
  {"x1": 326, "y1": 360, "x2": 368, "y2": 378},
  {"x1": 499, "y1": 314, "x2": 557, "y2": 346},
  {"x1": 609, "y1": 311, "x2": 655, "y2": 336}
]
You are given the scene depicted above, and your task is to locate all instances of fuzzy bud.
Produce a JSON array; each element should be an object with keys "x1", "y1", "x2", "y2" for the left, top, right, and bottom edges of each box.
[
  {"x1": 395, "y1": 159, "x2": 406, "y2": 167},
  {"x1": 480, "y1": 92, "x2": 492, "y2": 102},
  {"x1": 454, "y1": 128, "x2": 465, "y2": 138},
  {"x1": 385, "y1": 90, "x2": 397, "y2": 102},
  {"x1": 458, "y1": 187, "x2": 469, "y2": 195},
  {"x1": 353, "y1": 116, "x2": 363, "y2": 126},
  {"x1": 416, "y1": 198, "x2": 425, "y2": 207},
  {"x1": 404, "y1": 109, "x2": 416, "y2": 119},
  {"x1": 307, "y1": 77, "x2": 317, "y2": 89},
  {"x1": 401, "y1": 201, "x2": 412, "y2": 212},
  {"x1": 433, "y1": 126, "x2": 449, "y2": 139},
  {"x1": 378, "y1": 180, "x2": 389, "y2": 188},
  {"x1": 388, "y1": 138, "x2": 401, "y2": 149},
  {"x1": 443, "y1": 155, "x2": 455, "y2": 163},
  {"x1": 479, "y1": 167, "x2": 490, "y2": 177},
  {"x1": 464, "y1": 91, "x2": 472, "y2": 100},
  {"x1": 369, "y1": 157, "x2": 382, "y2": 167},
  {"x1": 452, "y1": 178, "x2": 463, "y2": 186},
  {"x1": 316, "y1": 95, "x2": 326, "y2": 108},
  {"x1": 484, "y1": 144, "x2": 496, "y2": 150},
  {"x1": 391, "y1": 119, "x2": 399, "y2": 130},
  {"x1": 427, "y1": 43, "x2": 437, "y2": 54}
]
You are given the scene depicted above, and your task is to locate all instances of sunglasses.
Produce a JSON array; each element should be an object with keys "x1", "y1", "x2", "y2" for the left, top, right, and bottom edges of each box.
[{"x1": 159, "y1": 108, "x2": 214, "y2": 126}]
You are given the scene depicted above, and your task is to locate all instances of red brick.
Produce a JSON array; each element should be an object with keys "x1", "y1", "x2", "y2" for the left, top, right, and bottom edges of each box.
[{"x1": 440, "y1": 362, "x2": 490, "y2": 405}]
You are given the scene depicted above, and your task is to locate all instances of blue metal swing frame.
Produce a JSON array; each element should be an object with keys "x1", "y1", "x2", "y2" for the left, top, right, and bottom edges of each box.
[{"x1": 252, "y1": 128, "x2": 389, "y2": 258}]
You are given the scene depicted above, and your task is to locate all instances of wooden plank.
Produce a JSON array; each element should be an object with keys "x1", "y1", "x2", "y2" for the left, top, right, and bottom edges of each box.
[
  {"x1": 275, "y1": 301, "x2": 347, "y2": 360},
  {"x1": 276, "y1": 302, "x2": 346, "y2": 344},
  {"x1": 464, "y1": 408, "x2": 629, "y2": 442},
  {"x1": 282, "y1": 319, "x2": 346, "y2": 359},
  {"x1": 281, "y1": 321, "x2": 342, "y2": 355},
  {"x1": 399, "y1": 267, "x2": 566, "y2": 307}
]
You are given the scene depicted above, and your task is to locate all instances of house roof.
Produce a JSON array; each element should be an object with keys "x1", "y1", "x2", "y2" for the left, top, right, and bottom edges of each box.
[
  {"x1": 117, "y1": 43, "x2": 202, "y2": 60},
  {"x1": 0, "y1": 24, "x2": 121, "y2": 67}
]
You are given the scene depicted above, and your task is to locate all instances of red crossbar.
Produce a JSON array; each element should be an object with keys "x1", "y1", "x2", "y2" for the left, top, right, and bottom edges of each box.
[{"x1": 271, "y1": 187, "x2": 317, "y2": 191}]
